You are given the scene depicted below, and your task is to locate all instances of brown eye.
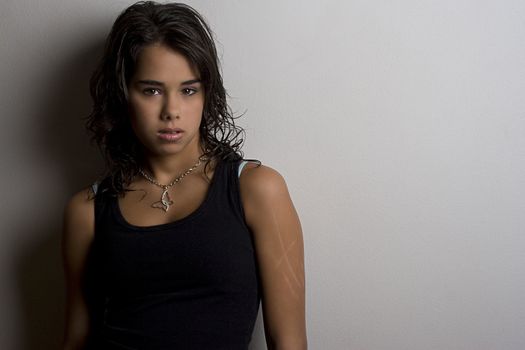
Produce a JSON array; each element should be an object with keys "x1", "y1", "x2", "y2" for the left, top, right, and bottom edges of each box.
[
  {"x1": 143, "y1": 88, "x2": 161, "y2": 96},
  {"x1": 182, "y1": 87, "x2": 197, "y2": 96}
]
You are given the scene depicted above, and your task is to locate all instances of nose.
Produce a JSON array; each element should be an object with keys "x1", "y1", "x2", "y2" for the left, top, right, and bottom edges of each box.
[{"x1": 161, "y1": 91, "x2": 181, "y2": 121}]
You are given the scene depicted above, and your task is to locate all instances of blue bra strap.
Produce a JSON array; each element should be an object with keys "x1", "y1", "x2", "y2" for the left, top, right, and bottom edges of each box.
[
  {"x1": 91, "y1": 182, "x2": 99, "y2": 195},
  {"x1": 238, "y1": 160, "x2": 249, "y2": 178}
]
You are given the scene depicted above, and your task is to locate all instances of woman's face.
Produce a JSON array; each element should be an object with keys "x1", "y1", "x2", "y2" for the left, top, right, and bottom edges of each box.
[{"x1": 127, "y1": 43, "x2": 204, "y2": 158}]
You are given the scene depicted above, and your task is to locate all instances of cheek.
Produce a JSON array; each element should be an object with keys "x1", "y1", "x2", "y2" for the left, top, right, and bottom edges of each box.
[
  {"x1": 127, "y1": 102, "x2": 150, "y2": 137},
  {"x1": 127, "y1": 96, "x2": 140, "y2": 121},
  {"x1": 128, "y1": 99, "x2": 156, "y2": 124},
  {"x1": 188, "y1": 96, "x2": 205, "y2": 117},
  {"x1": 127, "y1": 105, "x2": 141, "y2": 132}
]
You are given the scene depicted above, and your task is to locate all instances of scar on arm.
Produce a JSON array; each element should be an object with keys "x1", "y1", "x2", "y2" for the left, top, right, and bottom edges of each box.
[{"x1": 269, "y1": 207, "x2": 305, "y2": 297}]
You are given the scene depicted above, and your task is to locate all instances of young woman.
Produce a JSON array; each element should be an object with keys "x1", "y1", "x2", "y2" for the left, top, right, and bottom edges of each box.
[{"x1": 61, "y1": 1, "x2": 306, "y2": 349}]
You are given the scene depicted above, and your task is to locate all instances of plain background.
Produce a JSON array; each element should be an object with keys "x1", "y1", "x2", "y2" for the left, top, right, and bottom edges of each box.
[{"x1": 1, "y1": 0, "x2": 524, "y2": 349}]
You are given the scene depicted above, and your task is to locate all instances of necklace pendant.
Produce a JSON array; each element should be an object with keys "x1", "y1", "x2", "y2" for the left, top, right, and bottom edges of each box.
[
  {"x1": 138, "y1": 158, "x2": 204, "y2": 213},
  {"x1": 152, "y1": 188, "x2": 174, "y2": 212},
  {"x1": 161, "y1": 188, "x2": 173, "y2": 212}
]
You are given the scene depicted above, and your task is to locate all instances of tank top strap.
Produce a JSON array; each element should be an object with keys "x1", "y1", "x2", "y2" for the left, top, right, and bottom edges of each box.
[
  {"x1": 91, "y1": 177, "x2": 115, "y2": 234},
  {"x1": 226, "y1": 158, "x2": 261, "y2": 226}
]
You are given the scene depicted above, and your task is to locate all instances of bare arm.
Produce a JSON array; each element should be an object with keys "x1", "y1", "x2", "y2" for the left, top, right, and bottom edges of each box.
[
  {"x1": 61, "y1": 187, "x2": 96, "y2": 350},
  {"x1": 240, "y1": 164, "x2": 307, "y2": 350}
]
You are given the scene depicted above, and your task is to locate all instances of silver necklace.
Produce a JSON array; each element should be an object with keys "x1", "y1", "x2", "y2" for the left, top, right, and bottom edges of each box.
[{"x1": 138, "y1": 156, "x2": 205, "y2": 212}]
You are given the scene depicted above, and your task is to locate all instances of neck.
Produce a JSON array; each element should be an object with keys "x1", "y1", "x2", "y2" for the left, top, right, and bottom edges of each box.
[{"x1": 140, "y1": 147, "x2": 207, "y2": 185}]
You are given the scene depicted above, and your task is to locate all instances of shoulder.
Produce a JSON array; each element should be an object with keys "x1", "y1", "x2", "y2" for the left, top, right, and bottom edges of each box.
[
  {"x1": 64, "y1": 187, "x2": 95, "y2": 221},
  {"x1": 62, "y1": 186, "x2": 96, "y2": 243},
  {"x1": 238, "y1": 162, "x2": 296, "y2": 229},
  {"x1": 238, "y1": 162, "x2": 289, "y2": 202}
]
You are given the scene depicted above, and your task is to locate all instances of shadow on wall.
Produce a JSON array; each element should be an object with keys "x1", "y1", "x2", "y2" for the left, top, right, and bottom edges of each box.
[{"x1": 14, "y1": 38, "x2": 105, "y2": 349}]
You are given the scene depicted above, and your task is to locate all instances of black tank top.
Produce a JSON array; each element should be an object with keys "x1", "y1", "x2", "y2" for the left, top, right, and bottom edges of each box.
[{"x1": 84, "y1": 158, "x2": 261, "y2": 349}]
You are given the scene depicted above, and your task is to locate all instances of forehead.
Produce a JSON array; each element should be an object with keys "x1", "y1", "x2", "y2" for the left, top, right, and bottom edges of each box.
[{"x1": 132, "y1": 43, "x2": 198, "y2": 81}]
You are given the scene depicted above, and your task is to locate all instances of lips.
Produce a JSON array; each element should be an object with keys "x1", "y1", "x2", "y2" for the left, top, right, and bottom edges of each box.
[
  {"x1": 158, "y1": 128, "x2": 184, "y2": 141},
  {"x1": 159, "y1": 128, "x2": 184, "y2": 134}
]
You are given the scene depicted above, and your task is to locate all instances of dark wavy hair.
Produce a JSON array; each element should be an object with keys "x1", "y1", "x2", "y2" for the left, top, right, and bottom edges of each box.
[{"x1": 86, "y1": 1, "x2": 249, "y2": 196}]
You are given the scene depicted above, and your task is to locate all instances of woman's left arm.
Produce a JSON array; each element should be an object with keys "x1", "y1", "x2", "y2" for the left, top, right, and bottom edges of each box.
[{"x1": 239, "y1": 164, "x2": 307, "y2": 350}]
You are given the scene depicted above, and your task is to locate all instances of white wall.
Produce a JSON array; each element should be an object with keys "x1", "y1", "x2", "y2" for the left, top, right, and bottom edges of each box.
[{"x1": 1, "y1": 0, "x2": 524, "y2": 349}]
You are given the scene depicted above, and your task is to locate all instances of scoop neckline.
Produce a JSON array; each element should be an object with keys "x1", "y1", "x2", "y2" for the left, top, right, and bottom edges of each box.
[{"x1": 111, "y1": 159, "x2": 223, "y2": 232}]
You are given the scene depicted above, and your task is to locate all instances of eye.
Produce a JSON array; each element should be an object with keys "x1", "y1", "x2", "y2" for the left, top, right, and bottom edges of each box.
[
  {"x1": 182, "y1": 87, "x2": 198, "y2": 96},
  {"x1": 143, "y1": 88, "x2": 161, "y2": 96}
]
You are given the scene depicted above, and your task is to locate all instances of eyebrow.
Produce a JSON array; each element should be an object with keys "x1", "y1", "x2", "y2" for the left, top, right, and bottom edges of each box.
[{"x1": 136, "y1": 79, "x2": 201, "y2": 86}]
